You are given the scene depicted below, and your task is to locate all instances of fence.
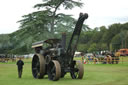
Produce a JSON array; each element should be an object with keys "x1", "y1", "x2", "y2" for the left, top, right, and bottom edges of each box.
[
  {"x1": 82, "y1": 57, "x2": 128, "y2": 64},
  {"x1": 0, "y1": 58, "x2": 17, "y2": 62}
]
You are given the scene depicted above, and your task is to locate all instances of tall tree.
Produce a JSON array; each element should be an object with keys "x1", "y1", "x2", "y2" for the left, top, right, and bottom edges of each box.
[
  {"x1": 18, "y1": 10, "x2": 51, "y2": 33},
  {"x1": 19, "y1": 0, "x2": 84, "y2": 34},
  {"x1": 101, "y1": 23, "x2": 121, "y2": 49}
]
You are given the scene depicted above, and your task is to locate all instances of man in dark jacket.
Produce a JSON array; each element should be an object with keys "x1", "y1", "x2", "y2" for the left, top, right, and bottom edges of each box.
[{"x1": 16, "y1": 58, "x2": 24, "y2": 78}]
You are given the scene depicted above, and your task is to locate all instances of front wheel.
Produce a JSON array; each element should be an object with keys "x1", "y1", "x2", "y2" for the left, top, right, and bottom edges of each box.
[{"x1": 70, "y1": 60, "x2": 84, "y2": 79}]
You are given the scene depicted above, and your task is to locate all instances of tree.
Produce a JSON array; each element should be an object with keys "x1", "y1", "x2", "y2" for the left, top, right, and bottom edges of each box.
[
  {"x1": 77, "y1": 44, "x2": 89, "y2": 53},
  {"x1": 18, "y1": 11, "x2": 51, "y2": 33},
  {"x1": 101, "y1": 23, "x2": 121, "y2": 49},
  {"x1": 79, "y1": 31, "x2": 93, "y2": 44},
  {"x1": 119, "y1": 30, "x2": 128, "y2": 48},
  {"x1": 91, "y1": 30, "x2": 102, "y2": 43},
  {"x1": 19, "y1": 0, "x2": 84, "y2": 34},
  {"x1": 0, "y1": 34, "x2": 12, "y2": 54},
  {"x1": 111, "y1": 34, "x2": 121, "y2": 51},
  {"x1": 88, "y1": 43, "x2": 97, "y2": 53}
]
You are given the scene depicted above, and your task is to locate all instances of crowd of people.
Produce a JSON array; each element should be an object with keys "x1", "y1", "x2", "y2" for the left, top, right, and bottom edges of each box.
[
  {"x1": 0, "y1": 54, "x2": 16, "y2": 62},
  {"x1": 81, "y1": 52, "x2": 120, "y2": 64}
]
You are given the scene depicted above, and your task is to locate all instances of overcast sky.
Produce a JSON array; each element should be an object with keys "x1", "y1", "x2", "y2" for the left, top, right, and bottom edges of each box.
[{"x1": 0, "y1": 0, "x2": 128, "y2": 34}]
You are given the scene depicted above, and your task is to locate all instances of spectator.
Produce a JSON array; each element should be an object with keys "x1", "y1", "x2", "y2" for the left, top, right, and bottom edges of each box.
[{"x1": 16, "y1": 58, "x2": 24, "y2": 78}]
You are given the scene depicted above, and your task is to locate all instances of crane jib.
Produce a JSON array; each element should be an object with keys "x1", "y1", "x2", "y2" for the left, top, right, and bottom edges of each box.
[{"x1": 66, "y1": 13, "x2": 88, "y2": 62}]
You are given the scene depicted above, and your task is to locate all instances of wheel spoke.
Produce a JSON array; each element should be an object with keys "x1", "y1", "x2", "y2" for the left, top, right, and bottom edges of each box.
[
  {"x1": 33, "y1": 67, "x2": 37, "y2": 70},
  {"x1": 52, "y1": 73, "x2": 55, "y2": 78},
  {"x1": 51, "y1": 66, "x2": 55, "y2": 72}
]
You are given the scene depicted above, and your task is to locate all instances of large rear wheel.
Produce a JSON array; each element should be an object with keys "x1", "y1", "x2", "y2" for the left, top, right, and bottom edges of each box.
[
  {"x1": 70, "y1": 60, "x2": 84, "y2": 79},
  {"x1": 32, "y1": 54, "x2": 45, "y2": 79},
  {"x1": 48, "y1": 60, "x2": 61, "y2": 81}
]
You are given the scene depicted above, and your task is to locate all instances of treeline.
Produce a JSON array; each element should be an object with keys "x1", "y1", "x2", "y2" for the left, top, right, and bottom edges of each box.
[
  {"x1": 0, "y1": 22, "x2": 128, "y2": 54},
  {"x1": 78, "y1": 23, "x2": 128, "y2": 53}
]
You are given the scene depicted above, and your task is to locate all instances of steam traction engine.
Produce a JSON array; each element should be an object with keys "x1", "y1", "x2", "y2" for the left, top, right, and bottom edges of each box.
[{"x1": 32, "y1": 13, "x2": 88, "y2": 81}]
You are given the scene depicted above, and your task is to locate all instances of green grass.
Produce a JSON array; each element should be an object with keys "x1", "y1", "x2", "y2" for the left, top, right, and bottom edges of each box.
[{"x1": 0, "y1": 58, "x2": 128, "y2": 85}]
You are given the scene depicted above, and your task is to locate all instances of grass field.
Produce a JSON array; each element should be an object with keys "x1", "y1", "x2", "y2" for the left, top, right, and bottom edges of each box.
[{"x1": 0, "y1": 58, "x2": 128, "y2": 85}]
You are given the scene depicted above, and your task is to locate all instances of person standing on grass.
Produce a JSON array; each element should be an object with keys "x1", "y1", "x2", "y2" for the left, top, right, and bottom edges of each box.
[
  {"x1": 16, "y1": 58, "x2": 24, "y2": 78},
  {"x1": 81, "y1": 53, "x2": 84, "y2": 64}
]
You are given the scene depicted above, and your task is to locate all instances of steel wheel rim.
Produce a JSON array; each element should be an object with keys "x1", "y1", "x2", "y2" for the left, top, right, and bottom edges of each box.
[
  {"x1": 32, "y1": 54, "x2": 45, "y2": 79},
  {"x1": 48, "y1": 60, "x2": 61, "y2": 81},
  {"x1": 70, "y1": 60, "x2": 84, "y2": 79}
]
